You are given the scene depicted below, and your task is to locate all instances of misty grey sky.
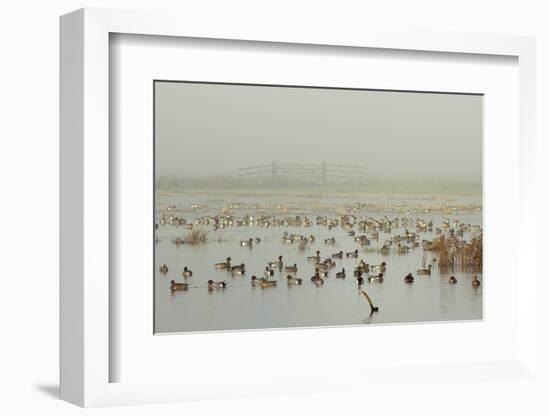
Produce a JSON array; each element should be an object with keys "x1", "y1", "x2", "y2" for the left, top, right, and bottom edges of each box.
[{"x1": 155, "y1": 82, "x2": 482, "y2": 182}]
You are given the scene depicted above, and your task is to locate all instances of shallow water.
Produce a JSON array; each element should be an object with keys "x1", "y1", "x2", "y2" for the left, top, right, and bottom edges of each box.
[{"x1": 154, "y1": 190, "x2": 482, "y2": 333}]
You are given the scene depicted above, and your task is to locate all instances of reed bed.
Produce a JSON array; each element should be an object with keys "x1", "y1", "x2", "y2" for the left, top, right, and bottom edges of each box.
[
  {"x1": 183, "y1": 228, "x2": 208, "y2": 244},
  {"x1": 427, "y1": 234, "x2": 482, "y2": 271}
]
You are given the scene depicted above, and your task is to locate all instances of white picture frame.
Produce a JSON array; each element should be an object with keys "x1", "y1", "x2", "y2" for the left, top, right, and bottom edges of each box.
[{"x1": 60, "y1": 7, "x2": 538, "y2": 407}]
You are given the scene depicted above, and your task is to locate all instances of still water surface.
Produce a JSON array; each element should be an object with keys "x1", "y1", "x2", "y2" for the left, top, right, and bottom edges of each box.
[{"x1": 154, "y1": 190, "x2": 482, "y2": 333}]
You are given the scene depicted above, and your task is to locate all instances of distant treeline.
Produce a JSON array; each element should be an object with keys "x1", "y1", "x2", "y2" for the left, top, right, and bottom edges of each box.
[
  {"x1": 155, "y1": 175, "x2": 482, "y2": 195},
  {"x1": 156, "y1": 175, "x2": 243, "y2": 189}
]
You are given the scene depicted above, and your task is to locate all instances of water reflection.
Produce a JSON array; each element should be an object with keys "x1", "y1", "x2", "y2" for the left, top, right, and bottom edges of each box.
[
  {"x1": 154, "y1": 191, "x2": 482, "y2": 333},
  {"x1": 362, "y1": 309, "x2": 379, "y2": 325}
]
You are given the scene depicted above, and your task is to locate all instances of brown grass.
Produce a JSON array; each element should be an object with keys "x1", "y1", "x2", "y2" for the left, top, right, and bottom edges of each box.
[
  {"x1": 183, "y1": 228, "x2": 207, "y2": 244},
  {"x1": 428, "y1": 235, "x2": 482, "y2": 271}
]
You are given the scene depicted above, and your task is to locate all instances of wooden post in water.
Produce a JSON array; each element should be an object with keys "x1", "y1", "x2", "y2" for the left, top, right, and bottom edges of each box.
[{"x1": 361, "y1": 290, "x2": 379, "y2": 313}]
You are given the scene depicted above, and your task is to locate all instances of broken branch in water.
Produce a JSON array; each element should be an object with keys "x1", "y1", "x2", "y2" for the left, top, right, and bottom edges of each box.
[{"x1": 361, "y1": 290, "x2": 379, "y2": 313}]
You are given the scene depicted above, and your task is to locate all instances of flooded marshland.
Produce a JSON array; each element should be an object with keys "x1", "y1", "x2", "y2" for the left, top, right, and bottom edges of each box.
[
  {"x1": 154, "y1": 189, "x2": 482, "y2": 333},
  {"x1": 153, "y1": 81, "x2": 483, "y2": 333}
]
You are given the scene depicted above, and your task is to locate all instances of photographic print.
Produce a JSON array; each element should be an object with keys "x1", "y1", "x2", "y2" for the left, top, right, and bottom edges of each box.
[{"x1": 154, "y1": 81, "x2": 483, "y2": 333}]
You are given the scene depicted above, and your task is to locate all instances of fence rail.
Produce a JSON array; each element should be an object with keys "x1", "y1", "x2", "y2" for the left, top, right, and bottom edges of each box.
[{"x1": 237, "y1": 161, "x2": 366, "y2": 184}]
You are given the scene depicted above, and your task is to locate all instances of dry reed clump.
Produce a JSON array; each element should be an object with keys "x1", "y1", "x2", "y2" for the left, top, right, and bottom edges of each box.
[
  {"x1": 183, "y1": 228, "x2": 207, "y2": 244},
  {"x1": 428, "y1": 235, "x2": 482, "y2": 271}
]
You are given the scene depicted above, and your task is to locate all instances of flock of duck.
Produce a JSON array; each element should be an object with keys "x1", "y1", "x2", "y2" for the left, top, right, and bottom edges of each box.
[
  {"x1": 160, "y1": 252, "x2": 480, "y2": 293},
  {"x1": 159, "y1": 241, "x2": 481, "y2": 303},
  {"x1": 157, "y1": 207, "x2": 482, "y2": 317}
]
